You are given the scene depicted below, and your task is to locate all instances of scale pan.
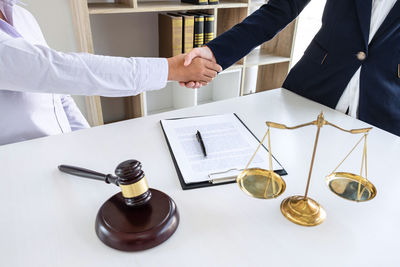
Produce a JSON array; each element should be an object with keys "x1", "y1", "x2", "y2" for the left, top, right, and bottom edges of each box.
[
  {"x1": 237, "y1": 168, "x2": 286, "y2": 199},
  {"x1": 326, "y1": 172, "x2": 376, "y2": 202}
]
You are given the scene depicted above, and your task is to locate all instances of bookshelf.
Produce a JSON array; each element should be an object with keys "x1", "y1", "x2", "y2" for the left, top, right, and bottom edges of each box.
[{"x1": 70, "y1": 0, "x2": 297, "y2": 125}]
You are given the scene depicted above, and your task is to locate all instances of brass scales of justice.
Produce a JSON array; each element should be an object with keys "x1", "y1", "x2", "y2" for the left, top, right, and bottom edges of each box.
[{"x1": 236, "y1": 112, "x2": 376, "y2": 226}]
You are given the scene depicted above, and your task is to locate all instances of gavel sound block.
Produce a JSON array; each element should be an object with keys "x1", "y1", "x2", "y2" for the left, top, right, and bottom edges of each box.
[{"x1": 59, "y1": 160, "x2": 179, "y2": 251}]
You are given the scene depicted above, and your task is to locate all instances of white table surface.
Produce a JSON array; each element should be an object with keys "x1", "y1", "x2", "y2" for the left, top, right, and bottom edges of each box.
[{"x1": 1, "y1": 89, "x2": 399, "y2": 267}]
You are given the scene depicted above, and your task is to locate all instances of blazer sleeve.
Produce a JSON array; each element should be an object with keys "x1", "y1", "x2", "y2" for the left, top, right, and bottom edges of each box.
[{"x1": 206, "y1": 0, "x2": 311, "y2": 69}]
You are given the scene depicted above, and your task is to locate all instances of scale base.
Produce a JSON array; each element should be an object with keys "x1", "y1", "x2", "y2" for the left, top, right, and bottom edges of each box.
[
  {"x1": 95, "y1": 189, "x2": 179, "y2": 251},
  {"x1": 280, "y1": 195, "x2": 326, "y2": 226}
]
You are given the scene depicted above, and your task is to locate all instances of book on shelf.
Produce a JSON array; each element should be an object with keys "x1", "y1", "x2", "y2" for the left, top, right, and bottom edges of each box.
[
  {"x1": 202, "y1": 13, "x2": 215, "y2": 44},
  {"x1": 178, "y1": 13, "x2": 195, "y2": 53},
  {"x1": 185, "y1": 12, "x2": 204, "y2": 48},
  {"x1": 187, "y1": 12, "x2": 215, "y2": 46},
  {"x1": 194, "y1": 14, "x2": 204, "y2": 48},
  {"x1": 208, "y1": 0, "x2": 219, "y2": 4},
  {"x1": 158, "y1": 12, "x2": 214, "y2": 56},
  {"x1": 158, "y1": 13, "x2": 183, "y2": 57},
  {"x1": 181, "y1": 0, "x2": 208, "y2": 5}
]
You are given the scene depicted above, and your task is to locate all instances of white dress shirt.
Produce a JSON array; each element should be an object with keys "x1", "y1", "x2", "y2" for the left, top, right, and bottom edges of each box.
[
  {"x1": 0, "y1": 2, "x2": 168, "y2": 145},
  {"x1": 336, "y1": 0, "x2": 397, "y2": 117}
]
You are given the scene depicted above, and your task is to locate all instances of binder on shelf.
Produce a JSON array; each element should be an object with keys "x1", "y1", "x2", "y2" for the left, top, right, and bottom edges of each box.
[
  {"x1": 185, "y1": 12, "x2": 204, "y2": 48},
  {"x1": 158, "y1": 13, "x2": 183, "y2": 57},
  {"x1": 193, "y1": 14, "x2": 204, "y2": 48},
  {"x1": 187, "y1": 12, "x2": 215, "y2": 45},
  {"x1": 181, "y1": 0, "x2": 208, "y2": 5},
  {"x1": 203, "y1": 13, "x2": 215, "y2": 44},
  {"x1": 178, "y1": 13, "x2": 195, "y2": 53},
  {"x1": 160, "y1": 113, "x2": 287, "y2": 190},
  {"x1": 208, "y1": 0, "x2": 219, "y2": 5}
]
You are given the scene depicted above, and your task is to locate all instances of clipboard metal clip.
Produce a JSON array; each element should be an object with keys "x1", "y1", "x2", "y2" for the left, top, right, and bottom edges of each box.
[{"x1": 208, "y1": 168, "x2": 244, "y2": 184}]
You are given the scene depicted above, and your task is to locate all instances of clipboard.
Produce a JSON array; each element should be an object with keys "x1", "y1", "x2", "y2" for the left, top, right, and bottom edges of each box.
[{"x1": 160, "y1": 113, "x2": 287, "y2": 190}]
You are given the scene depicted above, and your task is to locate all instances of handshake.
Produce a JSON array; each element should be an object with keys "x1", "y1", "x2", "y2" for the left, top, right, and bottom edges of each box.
[{"x1": 167, "y1": 46, "x2": 221, "y2": 89}]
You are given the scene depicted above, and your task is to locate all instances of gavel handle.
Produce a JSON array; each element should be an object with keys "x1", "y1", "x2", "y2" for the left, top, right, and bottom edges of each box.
[{"x1": 58, "y1": 165, "x2": 118, "y2": 186}]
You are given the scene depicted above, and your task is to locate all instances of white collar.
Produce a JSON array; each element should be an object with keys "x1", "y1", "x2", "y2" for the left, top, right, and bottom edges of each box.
[{"x1": 0, "y1": 0, "x2": 23, "y2": 25}]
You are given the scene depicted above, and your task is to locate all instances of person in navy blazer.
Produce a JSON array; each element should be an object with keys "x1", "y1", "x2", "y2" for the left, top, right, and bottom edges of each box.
[{"x1": 184, "y1": 0, "x2": 400, "y2": 136}]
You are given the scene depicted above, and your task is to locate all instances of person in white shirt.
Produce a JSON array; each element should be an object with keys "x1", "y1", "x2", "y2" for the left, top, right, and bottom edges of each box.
[{"x1": 0, "y1": 0, "x2": 222, "y2": 145}]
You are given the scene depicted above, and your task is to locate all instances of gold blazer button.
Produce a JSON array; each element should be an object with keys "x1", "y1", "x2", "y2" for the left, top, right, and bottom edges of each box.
[{"x1": 357, "y1": 51, "x2": 366, "y2": 61}]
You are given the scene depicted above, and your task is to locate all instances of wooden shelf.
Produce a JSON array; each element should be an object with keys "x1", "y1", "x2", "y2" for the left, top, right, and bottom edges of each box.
[
  {"x1": 147, "y1": 106, "x2": 175, "y2": 116},
  {"x1": 88, "y1": 3, "x2": 130, "y2": 14},
  {"x1": 245, "y1": 49, "x2": 290, "y2": 67},
  {"x1": 71, "y1": 0, "x2": 297, "y2": 125},
  {"x1": 89, "y1": 1, "x2": 248, "y2": 15},
  {"x1": 197, "y1": 99, "x2": 214, "y2": 105}
]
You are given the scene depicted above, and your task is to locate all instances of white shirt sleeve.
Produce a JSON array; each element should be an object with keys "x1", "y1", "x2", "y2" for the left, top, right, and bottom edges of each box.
[
  {"x1": 0, "y1": 33, "x2": 168, "y2": 97},
  {"x1": 60, "y1": 95, "x2": 90, "y2": 131}
]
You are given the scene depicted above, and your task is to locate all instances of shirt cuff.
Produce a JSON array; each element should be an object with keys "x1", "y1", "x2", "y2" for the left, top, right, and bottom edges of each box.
[{"x1": 134, "y1": 57, "x2": 168, "y2": 92}]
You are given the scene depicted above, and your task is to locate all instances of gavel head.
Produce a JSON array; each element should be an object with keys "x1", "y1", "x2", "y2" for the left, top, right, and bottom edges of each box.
[{"x1": 115, "y1": 160, "x2": 152, "y2": 207}]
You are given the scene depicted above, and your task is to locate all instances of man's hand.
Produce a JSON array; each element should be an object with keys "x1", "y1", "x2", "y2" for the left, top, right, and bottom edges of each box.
[
  {"x1": 180, "y1": 47, "x2": 218, "y2": 89},
  {"x1": 167, "y1": 53, "x2": 221, "y2": 85},
  {"x1": 184, "y1": 46, "x2": 216, "y2": 67}
]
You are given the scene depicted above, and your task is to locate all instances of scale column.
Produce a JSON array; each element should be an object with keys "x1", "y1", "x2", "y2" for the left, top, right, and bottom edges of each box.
[{"x1": 280, "y1": 112, "x2": 327, "y2": 226}]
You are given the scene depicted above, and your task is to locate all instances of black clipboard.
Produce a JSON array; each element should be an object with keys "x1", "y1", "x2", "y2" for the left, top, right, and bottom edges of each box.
[{"x1": 160, "y1": 113, "x2": 287, "y2": 190}]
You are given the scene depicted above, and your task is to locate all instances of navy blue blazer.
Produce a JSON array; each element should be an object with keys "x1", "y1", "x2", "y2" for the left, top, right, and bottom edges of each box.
[{"x1": 207, "y1": 0, "x2": 400, "y2": 135}]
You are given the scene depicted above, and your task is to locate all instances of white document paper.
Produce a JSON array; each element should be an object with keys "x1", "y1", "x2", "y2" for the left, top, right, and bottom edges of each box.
[{"x1": 161, "y1": 113, "x2": 284, "y2": 184}]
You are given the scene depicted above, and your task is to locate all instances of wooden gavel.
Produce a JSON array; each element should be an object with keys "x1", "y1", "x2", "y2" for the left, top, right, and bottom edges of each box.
[{"x1": 59, "y1": 159, "x2": 179, "y2": 251}]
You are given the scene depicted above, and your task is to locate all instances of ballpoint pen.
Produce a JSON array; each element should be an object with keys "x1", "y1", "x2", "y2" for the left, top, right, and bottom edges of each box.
[{"x1": 196, "y1": 130, "x2": 207, "y2": 157}]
